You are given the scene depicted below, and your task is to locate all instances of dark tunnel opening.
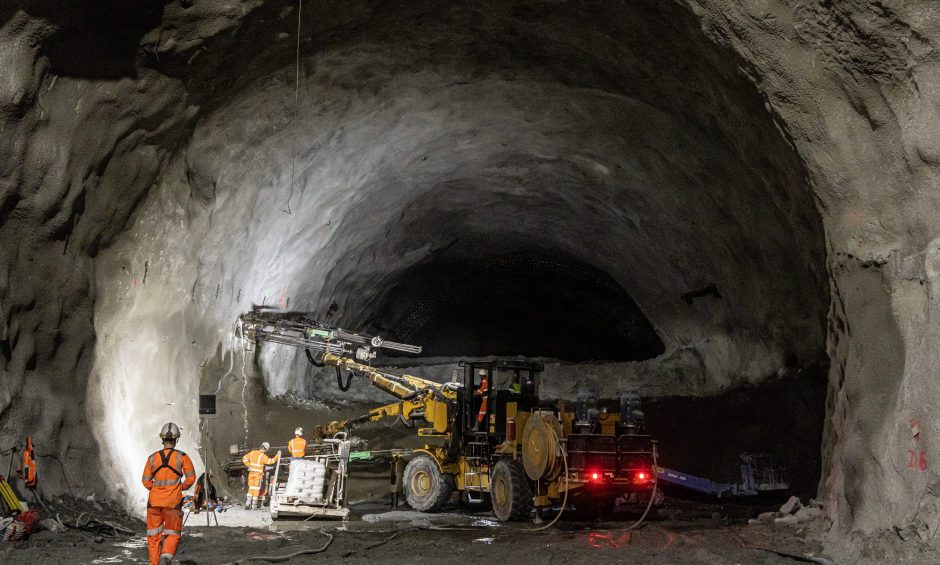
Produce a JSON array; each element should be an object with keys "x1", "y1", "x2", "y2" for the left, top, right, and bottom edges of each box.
[{"x1": 368, "y1": 253, "x2": 666, "y2": 361}]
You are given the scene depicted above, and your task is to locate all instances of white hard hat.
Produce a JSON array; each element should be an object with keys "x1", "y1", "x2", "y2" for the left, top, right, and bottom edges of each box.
[
  {"x1": 295, "y1": 427, "x2": 303, "y2": 436},
  {"x1": 261, "y1": 441, "x2": 270, "y2": 451},
  {"x1": 478, "y1": 369, "x2": 486, "y2": 375},
  {"x1": 160, "y1": 422, "x2": 181, "y2": 440}
]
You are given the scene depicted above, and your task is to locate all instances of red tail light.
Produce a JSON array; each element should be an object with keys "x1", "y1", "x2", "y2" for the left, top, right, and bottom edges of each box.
[
  {"x1": 591, "y1": 472, "x2": 599, "y2": 480},
  {"x1": 637, "y1": 472, "x2": 647, "y2": 480}
]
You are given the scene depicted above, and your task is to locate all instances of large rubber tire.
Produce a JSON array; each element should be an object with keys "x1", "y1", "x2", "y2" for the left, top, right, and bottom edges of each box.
[
  {"x1": 403, "y1": 454, "x2": 453, "y2": 512},
  {"x1": 490, "y1": 459, "x2": 534, "y2": 521}
]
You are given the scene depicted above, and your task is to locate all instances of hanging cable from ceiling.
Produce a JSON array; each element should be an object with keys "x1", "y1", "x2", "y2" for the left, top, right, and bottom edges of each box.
[{"x1": 283, "y1": 0, "x2": 303, "y2": 214}]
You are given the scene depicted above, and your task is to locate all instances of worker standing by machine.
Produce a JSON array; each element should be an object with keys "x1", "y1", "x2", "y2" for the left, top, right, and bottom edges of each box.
[
  {"x1": 288, "y1": 428, "x2": 307, "y2": 462},
  {"x1": 473, "y1": 368, "x2": 489, "y2": 432},
  {"x1": 242, "y1": 442, "x2": 279, "y2": 509},
  {"x1": 141, "y1": 423, "x2": 196, "y2": 565}
]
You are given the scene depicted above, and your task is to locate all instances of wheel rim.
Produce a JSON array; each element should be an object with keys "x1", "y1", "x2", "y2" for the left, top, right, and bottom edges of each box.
[
  {"x1": 494, "y1": 475, "x2": 508, "y2": 507},
  {"x1": 412, "y1": 470, "x2": 432, "y2": 498}
]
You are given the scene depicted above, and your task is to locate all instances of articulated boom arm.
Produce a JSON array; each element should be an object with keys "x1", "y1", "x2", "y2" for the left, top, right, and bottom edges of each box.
[
  {"x1": 319, "y1": 352, "x2": 456, "y2": 401},
  {"x1": 319, "y1": 352, "x2": 458, "y2": 435},
  {"x1": 236, "y1": 311, "x2": 457, "y2": 435}
]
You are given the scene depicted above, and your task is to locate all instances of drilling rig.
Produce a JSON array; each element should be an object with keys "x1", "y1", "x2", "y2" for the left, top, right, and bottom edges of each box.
[{"x1": 236, "y1": 310, "x2": 659, "y2": 521}]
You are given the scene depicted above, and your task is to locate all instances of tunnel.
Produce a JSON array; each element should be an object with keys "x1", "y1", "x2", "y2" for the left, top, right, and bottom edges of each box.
[{"x1": 3, "y1": 0, "x2": 940, "y2": 563}]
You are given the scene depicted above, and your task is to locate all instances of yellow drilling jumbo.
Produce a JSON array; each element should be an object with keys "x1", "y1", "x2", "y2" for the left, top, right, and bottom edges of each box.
[{"x1": 237, "y1": 310, "x2": 658, "y2": 520}]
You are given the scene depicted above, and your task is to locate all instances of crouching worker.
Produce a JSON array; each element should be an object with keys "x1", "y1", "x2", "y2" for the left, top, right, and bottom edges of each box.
[
  {"x1": 142, "y1": 422, "x2": 196, "y2": 565},
  {"x1": 192, "y1": 472, "x2": 218, "y2": 514}
]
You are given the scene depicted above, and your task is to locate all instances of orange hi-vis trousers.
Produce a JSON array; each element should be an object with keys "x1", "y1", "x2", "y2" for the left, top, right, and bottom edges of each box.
[
  {"x1": 146, "y1": 506, "x2": 183, "y2": 565},
  {"x1": 247, "y1": 471, "x2": 264, "y2": 496},
  {"x1": 477, "y1": 396, "x2": 488, "y2": 423},
  {"x1": 475, "y1": 377, "x2": 489, "y2": 424}
]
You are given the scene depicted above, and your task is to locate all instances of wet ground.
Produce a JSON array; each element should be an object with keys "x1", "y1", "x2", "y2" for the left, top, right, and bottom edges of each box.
[{"x1": 0, "y1": 496, "x2": 846, "y2": 565}]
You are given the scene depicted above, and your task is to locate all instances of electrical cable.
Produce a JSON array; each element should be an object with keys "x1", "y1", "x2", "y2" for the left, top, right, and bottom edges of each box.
[
  {"x1": 220, "y1": 531, "x2": 333, "y2": 564},
  {"x1": 32, "y1": 453, "x2": 74, "y2": 495},
  {"x1": 618, "y1": 442, "x2": 658, "y2": 531},
  {"x1": 577, "y1": 441, "x2": 658, "y2": 535},
  {"x1": 730, "y1": 530, "x2": 837, "y2": 565},
  {"x1": 240, "y1": 344, "x2": 250, "y2": 447},
  {"x1": 282, "y1": 0, "x2": 302, "y2": 215},
  {"x1": 212, "y1": 319, "x2": 241, "y2": 395},
  {"x1": 364, "y1": 527, "x2": 413, "y2": 549}
]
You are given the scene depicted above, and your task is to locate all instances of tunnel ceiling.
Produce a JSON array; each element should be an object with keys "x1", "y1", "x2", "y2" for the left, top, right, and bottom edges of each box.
[
  {"x1": 149, "y1": 0, "x2": 827, "y2": 369},
  {"x1": 12, "y1": 0, "x2": 829, "y2": 373}
]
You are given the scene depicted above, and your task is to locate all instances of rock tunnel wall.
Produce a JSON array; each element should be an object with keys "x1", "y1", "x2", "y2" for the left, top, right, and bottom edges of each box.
[{"x1": 1, "y1": 0, "x2": 938, "y2": 552}]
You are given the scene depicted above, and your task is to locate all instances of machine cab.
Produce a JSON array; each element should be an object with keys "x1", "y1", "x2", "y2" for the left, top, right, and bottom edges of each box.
[{"x1": 459, "y1": 360, "x2": 543, "y2": 438}]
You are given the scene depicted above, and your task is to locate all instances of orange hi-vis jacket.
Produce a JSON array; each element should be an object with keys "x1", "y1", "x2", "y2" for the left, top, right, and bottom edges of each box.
[
  {"x1": 242, "y1": 449, "x2": 277, "y2": 495},
  {"x1": 242, "y1": 449, "x2": 277, "y2": 474},
  {"x1": 288, "y1": 437, "x2": 307, "y2": 459},
  {"x1": 142, "y1": 449, "x2": 196, "y2": 508},
  {"x1": 475, "y1": 376, "x2": 490, "y2": 423}
]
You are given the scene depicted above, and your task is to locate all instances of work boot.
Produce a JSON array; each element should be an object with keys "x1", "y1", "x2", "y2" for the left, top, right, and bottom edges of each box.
[{"x1": 158, "y1": 554, "x2": 173, "y2": 565}]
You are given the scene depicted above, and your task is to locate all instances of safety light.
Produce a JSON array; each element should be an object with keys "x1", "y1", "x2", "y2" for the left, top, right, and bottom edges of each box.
[
  {"x1": 637, "y1": 472, "x2": 647, "y2": 480},
  {"x1": 591, "y1": 472, "x2": 599, "y2": 480}
]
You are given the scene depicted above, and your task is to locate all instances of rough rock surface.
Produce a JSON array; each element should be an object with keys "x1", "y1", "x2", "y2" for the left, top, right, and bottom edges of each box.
[{"x1": 1, "y1": 1, "x2": 939, "y2": 560}]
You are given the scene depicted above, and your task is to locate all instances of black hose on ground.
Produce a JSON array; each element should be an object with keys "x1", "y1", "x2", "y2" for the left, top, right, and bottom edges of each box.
[
  {"x1": 729, "y1": 530, "x2": 837, "y2": 564},
  {"x1": 220, "y1": 531, "x2": 334, "y2": 564},
  {"x1": 364, "y1": 527, "x2": 414, "y2": 549}
]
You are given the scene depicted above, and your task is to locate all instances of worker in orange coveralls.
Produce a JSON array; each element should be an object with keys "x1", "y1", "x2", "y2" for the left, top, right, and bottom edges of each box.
[
  {"x1": 141, "y1": 422, "x2": 196, "y2": 565},
  {"x1": 473, "y1": 369, "x2": 489, "y2": 432},
  {"x1": 242, "y1": 441, "x2": 279, "y2": 509}
]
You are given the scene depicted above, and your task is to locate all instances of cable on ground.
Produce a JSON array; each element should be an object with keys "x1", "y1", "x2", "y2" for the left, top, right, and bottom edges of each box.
[{"x1": 221, "y1": 531, "x2": 333, "y2": 564}]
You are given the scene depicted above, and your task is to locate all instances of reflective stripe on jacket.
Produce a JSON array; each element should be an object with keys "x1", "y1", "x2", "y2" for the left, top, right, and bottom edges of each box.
[
  {"x1": 242, "y1": 449, "x2": 276, "y2": 474},
  {"x1": 288, "y1": 437, "x2": 307, "y2": 459},
  {"x1": 142, "y1": 449, "x2": 196, "y2": 508}
]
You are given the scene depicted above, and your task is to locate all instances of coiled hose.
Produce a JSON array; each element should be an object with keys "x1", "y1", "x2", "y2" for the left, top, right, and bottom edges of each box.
[
  {"x1": 524, "y1": 427, "x2": 568, "y2": 532},
  {"x1": 526, "y1": 433, "x2": 659, "y2": 532}
]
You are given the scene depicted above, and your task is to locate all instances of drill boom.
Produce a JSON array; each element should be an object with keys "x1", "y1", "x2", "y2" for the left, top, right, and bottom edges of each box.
[
  {"x1": 238, "y1": 310, "x2": 422, "y2": 359},
  {"x1": 235, "y1": 311, "x2": 455, "y2": 434}
]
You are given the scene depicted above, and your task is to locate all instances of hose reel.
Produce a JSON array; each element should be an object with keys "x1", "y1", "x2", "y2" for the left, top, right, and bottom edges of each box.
[{"x1": 521, "y1": 412, "x2": 563, "y2": 481}]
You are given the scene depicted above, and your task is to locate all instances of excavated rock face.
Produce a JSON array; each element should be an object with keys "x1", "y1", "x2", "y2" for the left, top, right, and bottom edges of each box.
[{"x1": 0, "y1": 0, "x2": 937, "y2": 554}]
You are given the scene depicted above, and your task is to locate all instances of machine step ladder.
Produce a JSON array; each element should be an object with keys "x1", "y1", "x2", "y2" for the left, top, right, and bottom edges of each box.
[
  {"x1": 464, "y1": 467, "x2": 486, "y2": 504},
  {"x1": 463, "y1": 440, "x2": 489, "y2": 504}
]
